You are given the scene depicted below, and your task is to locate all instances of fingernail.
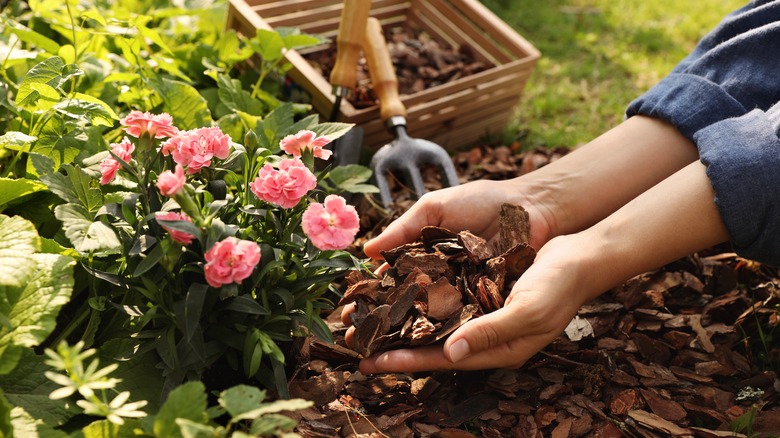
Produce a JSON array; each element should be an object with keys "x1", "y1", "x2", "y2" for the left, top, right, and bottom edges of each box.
[{"x1": 448, "y1": 339, "x2": 470, "y2": 362}]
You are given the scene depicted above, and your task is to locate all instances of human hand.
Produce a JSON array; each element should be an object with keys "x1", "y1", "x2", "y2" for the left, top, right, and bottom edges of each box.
[
  {"x1": 363, "y1": 178, "x2": 557, "y2": 260},
  {"x1": 349, "y1": 234, "x2": 595, "y2": 373}
]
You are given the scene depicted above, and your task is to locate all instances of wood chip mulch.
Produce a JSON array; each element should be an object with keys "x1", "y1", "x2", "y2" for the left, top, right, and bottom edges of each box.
[{"x1": 288, "y1": 144, "x2": 780, "y2": 437}]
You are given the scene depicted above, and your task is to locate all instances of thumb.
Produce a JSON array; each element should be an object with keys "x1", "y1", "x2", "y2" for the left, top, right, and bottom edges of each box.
[
  {"x1": 442, "y1": 304, "x2": 535, "y2": 363},
  {"x1": 363, "y1": 200, "x2": 440, "y2": 260}
]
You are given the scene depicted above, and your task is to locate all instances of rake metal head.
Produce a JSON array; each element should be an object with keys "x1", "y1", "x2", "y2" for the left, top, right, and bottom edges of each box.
[{"x1": 370, "y1": 124, "x2": 460, "y2": 207}]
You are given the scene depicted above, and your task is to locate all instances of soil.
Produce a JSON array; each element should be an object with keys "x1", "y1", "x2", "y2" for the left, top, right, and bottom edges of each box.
[{"x1": 287, "y1": 144, "x2": 780, "y2": 437}]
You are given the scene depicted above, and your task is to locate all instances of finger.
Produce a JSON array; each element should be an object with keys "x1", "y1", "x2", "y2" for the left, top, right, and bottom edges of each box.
[
  {"x1": 442, "y1": 301, "x2": 544, "y2": 363},
  {"x1": 344, "y1": 326, "x2": 355, "y2": 347},
  {"x1": 359, "y1": 335, "x2": 548, "y2": 373},
  {"x1": 363, "y1": 193, "x2": 443, "y2": 259},
  {"x1": 340, "y1": 302, "x2": 357, "y2": 326}
]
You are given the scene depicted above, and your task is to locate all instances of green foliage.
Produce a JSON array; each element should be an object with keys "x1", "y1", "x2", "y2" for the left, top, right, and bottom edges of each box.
[{"x1": 0, "y1": 0, "x2": 379, "y2": 435}]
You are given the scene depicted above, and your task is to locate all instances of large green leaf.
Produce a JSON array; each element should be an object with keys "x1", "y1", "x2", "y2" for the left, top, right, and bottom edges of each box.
[
  {"x1": 5, "y1": 21, "x2": 60, "y2": 54},
  {"x1": 54, "y1": 203, "x2": 122, "y2": 254},
  {"x1": 0, "y1": 131, "x2": 37, "y2": 152},
  {"x1": 217, "y1": 74, "x2": 265, "y2": 117},
  {"x1": 0, "y1": 178, "x2": 48, "y2": 211},
  {"x1": 149, "y1": 77, "x2": 211, "y2": 131},
  {"x1": 53, "y1": 99, "x2": 115, "y2": 127},
  {"x1": 218, "y1": 385, "x2": 266, "y2": 418},
  {"x1": 9, "y1": 407, "x2": 68, "y2": 438},
  {"x1": 152, "y1": 381, "x2": 208, "y2": 438},
  {"x1": 0, "y1": 215, "x2": 39, "y2": 290},
  {"x1": 0, "y1": 389, "x2": 11, "y2": 438},
  {"x1": 0, "y1": 349, "x2": 76, "y2": 427},
  {"x1": 30, "y1": 120, "x2": 87, "y2": 172},
  {"x1": 0, "y1": 253, "x2": 74, "y2": 349},
  {"x1": 15, "y1": 82, "x2": 60, "y2": 112},
  {"x1": 40, "y1": 164, "x2": 102, "y2": 210}
]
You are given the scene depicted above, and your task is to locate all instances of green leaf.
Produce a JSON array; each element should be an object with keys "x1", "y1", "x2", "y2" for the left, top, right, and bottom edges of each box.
[
  {"x1": 30, "y1": 121, "x2": 88, "y2": 172},
  {"x1": 174, "y1": 419, "x2": 217, "y2": 438},
  {"x1": 219, "y1": 295, "x2": 268, "y2": 316},
  {"x1": 0, "y1": 349, "x2": 76, "y2": 427},
  {"x1": 72, "y1": 92, "x2": 120, "y2": 121},
  {"x1": 0, "y1": 131, "x2": 37, "y2": 152},
  {"x1": 15, "y1": 82, "x2": 61, "y2": 111},
  {"x1": 184, "y1": 283, "x2": 208, "y2": 342},
  {"x1": 232, "y1": 399, "x2": 313, "y2": 422},
  {"x1": 311, "y1": 122, "x2": 354, "y2": 141},
  {"x1": 21, "y1": 56, "x2": 65, "y2": 88},
  {"x1": 0, "y1": 390, "x2": 11, "y2": 438},
  {"x1": 53, "y1": 99, "x2": 115, "y2": 127},
  {"x1": 98, "y1": 339, "x2": 163, "y2": 413},
  {"x1": 54, "y1": 203, "x2": 121, "y2": 254},
  {"x1": 0, "y1": 178, "x2": 48, "y2": 211},
  {"x1": 218, "y1": 384, "x2": 266, "y2": 418},
  {"x1": 278, "y1": 26, "x2": 326, "y2": 50},
  {"x1": 79, "y1": 418, "x2": 143, "y2": 438},
  {"x1": 249, "y1": 413, "x2": 299, "y2": 436},
  {"x1": 253, "y1": 103, "x2": 294, "y2": 150},
  {"x1": 217, "y1": 74, "x2": 266, "y2": 116},
  {"x1": 0, "y1": 214, "x2": 40, "y2": 288},
  {"x1": 0, "y1": 252, "x2": 74, "y2": 348},
  {"x1": 5, "y1": 21, "x2": 61, "y2": 54},
  {"x1": 132, "y1": 241, "x2": 164, "y2": 277},
  {"x1": 40, "y1": 164, "x2": 102, "y2": 211},
  {"x1": 326, "y1": 164, "x2": 378, "y2": 193},
  {"x1": 149, "y1": 77, "x2": 211, "y2": 131},
  {"x1": 152, "y1": 381, "x2": 208, "y2": 438},
  {"x1": 9, "y1": 406, "x2": 68, "y2": 438},
  {"x1": 249, "y1": 29, "x2": 284, "y2": 61}
]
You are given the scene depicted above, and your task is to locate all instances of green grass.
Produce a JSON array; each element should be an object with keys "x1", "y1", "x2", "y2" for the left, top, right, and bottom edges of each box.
[{"x1": 481, "y1": 0, "x2": 747, "y2": 148}]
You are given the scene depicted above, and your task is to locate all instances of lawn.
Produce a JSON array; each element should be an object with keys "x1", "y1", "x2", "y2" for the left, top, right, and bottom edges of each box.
[{"x1": 481, "y1": 0, "x2": 747, "y2": 148}]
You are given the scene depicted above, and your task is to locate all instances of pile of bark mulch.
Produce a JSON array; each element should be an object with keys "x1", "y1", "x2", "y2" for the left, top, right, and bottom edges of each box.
[
  {"x1": 306, "y1": 24, "x2": 491, "y2": 109},
  {"x1": 287, "y1": 144, "x2": 780, "y2": 437}
]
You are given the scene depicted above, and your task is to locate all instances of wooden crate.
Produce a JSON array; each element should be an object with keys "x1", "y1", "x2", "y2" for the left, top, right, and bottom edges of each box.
[{"x1": 226, "y1": 0, "x2": 540, "y2": 151}]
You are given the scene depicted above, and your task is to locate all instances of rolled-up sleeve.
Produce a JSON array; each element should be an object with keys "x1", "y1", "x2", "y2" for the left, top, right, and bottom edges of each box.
[
  {"x1": 694, "y1": 106, "x2": 780, "y2": 265},
  {"x1": 627, "y1": 1, "x2": 780, "y2": 139},
  {"x1": 626, "y1": 1, "x2": 780, "y2": 265}
]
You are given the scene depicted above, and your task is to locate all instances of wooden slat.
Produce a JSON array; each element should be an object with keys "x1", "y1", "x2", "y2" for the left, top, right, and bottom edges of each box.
[{"x1": 413, "y1": 0, "x2": 510, "y2": 65}]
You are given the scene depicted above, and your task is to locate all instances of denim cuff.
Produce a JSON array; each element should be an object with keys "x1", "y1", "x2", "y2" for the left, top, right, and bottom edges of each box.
[
  {"x1": 626, "y1": 73, "x2": 746, "y2": 141},
  {"x1": 694, "y1": 106, "x2": 780, "y2": 266}
]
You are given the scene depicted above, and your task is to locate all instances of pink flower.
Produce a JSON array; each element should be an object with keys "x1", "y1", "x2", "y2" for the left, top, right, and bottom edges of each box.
[
  {"x1": 280, "y1": 130, "x2": 332, "y2": 160},
  {"x1": 248, "y1": 158, "x2": 317, "y2": 208},
  {"x1": 100, "y1": 137, "x2": 135, "y2": 185},
  {"x1": 160, "y1": 127, "x2": 231, "y2": 174},
  {"x1": 301, "y1": 195, "x2": 360, "y2": 251},
  {"x1": 203, "y1": 237, "x2": 261, "y2": 288},
  {"x1": 121, "y1": 111, "x2": 178, "y2": 139},
  {"x1": 156, "y1": 164, "x2": 186, "y2": 197},
  {"x1": 156, "y1": 211, "x2": 195, "y2": 245}
]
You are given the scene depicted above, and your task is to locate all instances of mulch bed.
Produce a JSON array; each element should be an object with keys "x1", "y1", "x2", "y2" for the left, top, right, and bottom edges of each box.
[{"x1": 288, "y1": 144, "x2": 780, "y2": 437}]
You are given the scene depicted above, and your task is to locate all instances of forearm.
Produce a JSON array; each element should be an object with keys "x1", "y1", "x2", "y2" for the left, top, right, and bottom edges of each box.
[
  {"x1": 519, "y1": 115, "x2": 699, "y2": 238},
  {"x1": 566, "y1": 160, "x2": 729, "y2": 299}
]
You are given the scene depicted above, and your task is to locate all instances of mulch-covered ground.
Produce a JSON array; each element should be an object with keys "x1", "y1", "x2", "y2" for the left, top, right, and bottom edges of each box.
[{"x1": 288, "y1": 144, "x2": 780, "y2": 437}]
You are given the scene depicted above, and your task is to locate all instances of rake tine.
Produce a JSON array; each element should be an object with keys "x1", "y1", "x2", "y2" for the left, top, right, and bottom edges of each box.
[
  {"x1": 401, "y1": 162, "x2": 427, "y2": 199},
  {"x1": 370, "y1": 149, "x2": 395, "y2": 208}
]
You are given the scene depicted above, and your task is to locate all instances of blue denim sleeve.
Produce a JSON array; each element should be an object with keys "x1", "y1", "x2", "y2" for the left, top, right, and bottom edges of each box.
[
  {"x1": 694, "y1": 106, "x2": 780, "y2": 265},
  {"x1": 626, "y1": 1, "x2": 780, "y2": 264},
  {"x1": 626, "y1": 1, "x2": 780, "y2": 139}
]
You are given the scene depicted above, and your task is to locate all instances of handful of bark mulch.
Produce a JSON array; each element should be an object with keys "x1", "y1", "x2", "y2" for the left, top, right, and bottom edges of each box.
[{"x1": 341, "y1": 204, "x2": 536, "y2": 358}]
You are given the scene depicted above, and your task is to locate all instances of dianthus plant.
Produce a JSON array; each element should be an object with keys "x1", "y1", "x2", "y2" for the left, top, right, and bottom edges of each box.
[{"x1": 43, "y1": 103, "x2": 373, "y2": 394}]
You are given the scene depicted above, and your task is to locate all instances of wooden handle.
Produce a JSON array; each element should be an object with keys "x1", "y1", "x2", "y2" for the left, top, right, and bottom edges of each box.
[
  {"x1": 364, "y1": 17, "x2": 407, "y2": 120},
  {"x1": 329, "y1": 0, "x2": 371, "y2": 91}
]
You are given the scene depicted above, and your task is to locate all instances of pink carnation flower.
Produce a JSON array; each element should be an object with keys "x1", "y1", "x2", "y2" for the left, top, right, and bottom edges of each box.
[
  {"x1": 280, "y1": 130, "x2": 332, "y2": 160},
  {"x1": 156, "y1": 164, "x2": 186, "y2": 197},
  {"x1": 160, "y1": 127, "x2": 231, "y2": 174},
  {"x1": 248, "y1": 158, "x2": 317, "y2": 208},
  {"x1": 100, "y1": 137, "x2": 135, "y2": 185},
  {"x1": 301, "y1": 195, "x2": 360, "y2": 251},
  {"x1": 156, "y1": 211, "x2": 195, "y2": 245},
  {"x1": 121, "y1": 111, "x2": 179, "y2": 139},
  {"x1": 203, "y1": 237, "x2": 261, "y2": 288}
]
